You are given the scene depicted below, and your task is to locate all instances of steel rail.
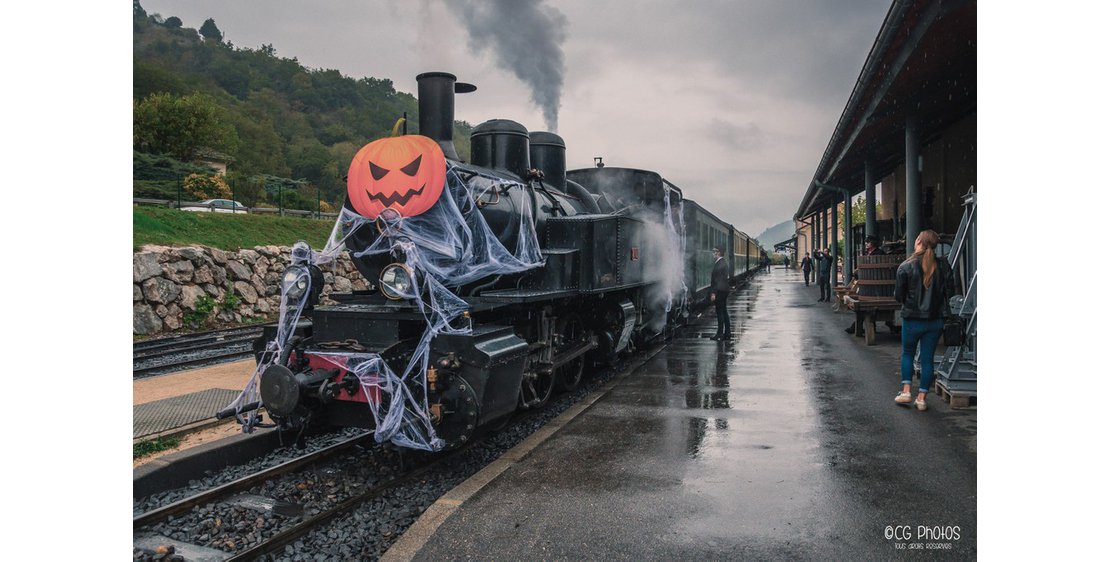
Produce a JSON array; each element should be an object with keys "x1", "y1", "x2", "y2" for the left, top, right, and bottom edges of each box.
[
  {"x1": 133, "y1": 432, "x2": 373, "y2": 529},
  {"x1": 133, "y1": 349, "x2": 256, "y2": 378},
  {"x1": 225, "y1": 442, "x2": 477, "y2": 561},
  {"x1": 133, "y1": 335, "x2": 259, "y2": 360},
  {"x1": 133, "y1": 327, "x2": 263, "y2": 353}
]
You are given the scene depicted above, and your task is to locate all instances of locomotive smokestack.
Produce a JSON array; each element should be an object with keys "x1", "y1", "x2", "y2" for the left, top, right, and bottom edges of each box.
[{"x1": 416, "y1": 72, "x2": 476, "y2": 161}]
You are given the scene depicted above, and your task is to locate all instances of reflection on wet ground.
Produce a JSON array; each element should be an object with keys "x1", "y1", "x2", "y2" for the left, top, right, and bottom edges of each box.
[{"x1": 416, "y1": 268, "x2": 976, "y2": 559}]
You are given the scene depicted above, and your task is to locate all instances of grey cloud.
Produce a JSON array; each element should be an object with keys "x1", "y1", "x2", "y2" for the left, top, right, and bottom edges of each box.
[
  {"x1": 707, "y1": 119, "x2": 766, "y2": 151},
  {"x1": 561, "y1": 0, "x2": 890, "y2": 109}
]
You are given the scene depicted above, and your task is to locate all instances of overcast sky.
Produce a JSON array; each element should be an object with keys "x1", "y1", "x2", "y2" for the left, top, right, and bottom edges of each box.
[{"x1": 138, "y1": 0, "x2": 891, "y2": 236}]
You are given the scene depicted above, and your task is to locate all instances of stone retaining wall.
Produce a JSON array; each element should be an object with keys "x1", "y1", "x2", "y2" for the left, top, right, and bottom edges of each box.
[{"x1": 133, "y1": 245, "x2": 368, "y2": 336}]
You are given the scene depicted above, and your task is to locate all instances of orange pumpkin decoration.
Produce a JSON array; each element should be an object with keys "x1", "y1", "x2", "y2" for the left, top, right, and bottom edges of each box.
[{"x1": 347, "y1": 126, "x2": 446, "y2": 220}]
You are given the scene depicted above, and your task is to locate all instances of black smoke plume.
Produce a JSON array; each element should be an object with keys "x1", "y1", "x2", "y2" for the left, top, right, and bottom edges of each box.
[{"x1": 446, "y1": 0, "x2": 567, "y2": 132}]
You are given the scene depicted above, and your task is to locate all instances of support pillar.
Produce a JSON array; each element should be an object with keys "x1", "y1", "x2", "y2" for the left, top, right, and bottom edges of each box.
[
  {"x1": 843, "y1": 190, "x2": 852, "y2": 286},
  {"x1": 818, "y1": 207, "x2": 825, "y2": 253},
  {"x1": 810, "y1": 214, "x2": 817, "y2": 257},
  {"x1": 905, "y1": 116, "x2": 921, "y2": 255},
  {"x1": 865, "y1": 159, "x2": 877, "y2": 238},
  {"x1": 830, "y1": 200, "x2": 839, "y2": 287}
]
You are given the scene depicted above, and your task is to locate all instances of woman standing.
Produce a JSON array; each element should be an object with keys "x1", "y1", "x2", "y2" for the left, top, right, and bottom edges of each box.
[{"x1": 893, "y1": 230, "x2": 954, "y2": 411}]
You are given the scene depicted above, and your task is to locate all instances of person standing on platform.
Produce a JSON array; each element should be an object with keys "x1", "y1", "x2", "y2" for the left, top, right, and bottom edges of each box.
[
  {"x1": 801, "y1": 252, "x2": 813, "y2": 286},
  {"x1": 816, "y1": 248, "x2": 833, "y2": 302},
  {"x1": 710, "y1": 247, "x2": 732, "y2": 340},
  {"x1": 864, "y1": 234, "x2": 886, "y2": 257},
  {"x1": 783, "y1": 255, "x2": 790, "y2": 269},
  {"x1": 893, "y1": 230, "x2": 954, "y2": 412}
]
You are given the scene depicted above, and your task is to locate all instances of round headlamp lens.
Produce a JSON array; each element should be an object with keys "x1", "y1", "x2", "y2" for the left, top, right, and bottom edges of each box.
[
  {"x1": 282, "y1": 266, "x2": 309, "y2": 299},
  {"x1": 379, "y1": 263, "x2": 414, "y2": 300}
]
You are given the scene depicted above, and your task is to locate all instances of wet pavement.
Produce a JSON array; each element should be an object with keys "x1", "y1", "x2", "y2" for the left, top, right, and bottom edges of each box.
[{"x1": 411, "y1": 267, "x2": 976, "y2": 559}]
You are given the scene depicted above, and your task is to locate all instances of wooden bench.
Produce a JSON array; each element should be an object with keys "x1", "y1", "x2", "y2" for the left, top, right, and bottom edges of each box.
[{"x1": 845, "y1": 295, "x2": 902, "y2": 345}]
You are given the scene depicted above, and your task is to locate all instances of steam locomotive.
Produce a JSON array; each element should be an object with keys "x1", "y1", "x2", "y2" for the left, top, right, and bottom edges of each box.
[{"x1": 222, "y1": 72, "x2": 766, "y2": 452}]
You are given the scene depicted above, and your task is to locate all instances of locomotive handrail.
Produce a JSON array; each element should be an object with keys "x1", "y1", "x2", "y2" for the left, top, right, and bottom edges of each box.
[{"x1": 475, "y1": 184, "x2": 500, "y2": 207}]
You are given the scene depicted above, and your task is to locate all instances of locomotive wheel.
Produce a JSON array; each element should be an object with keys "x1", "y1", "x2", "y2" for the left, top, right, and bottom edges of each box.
[
  {"x1": 554, "y1": 314, "x2": 586, "y2": 392},
  {"x1": 519, "y1": 369, "x2": 554, "y2": 409}
]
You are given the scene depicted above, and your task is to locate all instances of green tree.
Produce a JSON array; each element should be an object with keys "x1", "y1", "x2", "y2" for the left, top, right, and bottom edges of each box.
[
  {"x1": 199, "y1": 18, "x2": 223, "y2": 42},
  {"x1": 164, "y1": 16, "x2": 182, "y2": 28},
  {"x1": 225, "y1": 111, "x2": 290, "y2": 176},
  {"x1": 286, "y1": 137, "x2": 333, "y2": 189},
  {"x1": 226, "y1": 173, "x2": 266, "y2": 206},
  {"x1": 134, "y1": 0, "x2": 146, "y2": 18},
  {"x1": 133, "y1": 58, "x2": 186, "y2": 99},
  {"x1": 133, "y1": 92, "x2": 239, "y2": 161},
  {"x1": 845, "y1": 198, "x2": 883, "y2": 237}
]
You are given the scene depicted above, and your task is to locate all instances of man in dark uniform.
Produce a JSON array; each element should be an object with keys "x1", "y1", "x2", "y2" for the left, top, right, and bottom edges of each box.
[
  {"x1": 801, "y1": 252, "x2": 813, "y2": 286},
  {"x1": 817, "y1": 248, "x2": 832, "y2": 302},
  {"x1": 710, "y1": 246, "x2": 732, "y2": 340},
  {"x1": 864, "y1": 234, "x2": 886, "y2": 256}
]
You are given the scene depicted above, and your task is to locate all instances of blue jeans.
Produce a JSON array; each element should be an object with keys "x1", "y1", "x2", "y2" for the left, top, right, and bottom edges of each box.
[{"x1": 901, "y1": 318, "x2": 944, "y2": 393}]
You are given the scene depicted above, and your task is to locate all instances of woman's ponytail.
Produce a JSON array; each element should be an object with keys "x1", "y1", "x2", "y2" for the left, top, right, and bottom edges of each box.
[
  {"x1": 915, "y1": 230, "x2": 941, "y2": 288},
  {"x1": 921, "y1": 246, "x2": 936, "y2": 288}
]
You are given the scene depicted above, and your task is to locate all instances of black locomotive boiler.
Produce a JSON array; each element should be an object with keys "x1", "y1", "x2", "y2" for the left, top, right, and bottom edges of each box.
[{"x1": 226, "y1": 72, "x2": 762, "y2": 452}]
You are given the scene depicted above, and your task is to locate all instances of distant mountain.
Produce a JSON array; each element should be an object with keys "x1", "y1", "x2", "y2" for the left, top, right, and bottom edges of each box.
[{"x1": 755, "y1": 220, "x2": 794, "y2": 252}]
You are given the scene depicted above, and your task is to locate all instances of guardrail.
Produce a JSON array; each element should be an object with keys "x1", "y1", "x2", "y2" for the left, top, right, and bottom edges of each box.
[{"x1": 133, "y1": 198, "x2": 339, "y2": 220}]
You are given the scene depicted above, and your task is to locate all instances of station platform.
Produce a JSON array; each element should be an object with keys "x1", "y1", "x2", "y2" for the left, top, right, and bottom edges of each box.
[
  {"x1": 133, "y1": 360, "x2": 255, "y2": 442},
  {"x1": 387, "y1": 267, "x2": 977, "y2": 559}
]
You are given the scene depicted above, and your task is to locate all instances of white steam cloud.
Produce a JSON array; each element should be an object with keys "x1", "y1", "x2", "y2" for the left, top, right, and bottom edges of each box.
[{"x1": 641, "y1": 219, "x2": 688, "y2": 335}]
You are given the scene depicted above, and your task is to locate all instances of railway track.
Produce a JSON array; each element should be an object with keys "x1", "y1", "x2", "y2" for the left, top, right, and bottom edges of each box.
[
  {"x1": 133, "y1": 430, "x2": 475, "y2": 560},
  {"x1": 134, "y1": 433, "x2": 372, "y2": 528},
  {"x1": 132, "y1": 344, "x2": 657, "y2": 560},
  {"x1": 133, "y1": 326, "x2": 263, "y2": 378}
]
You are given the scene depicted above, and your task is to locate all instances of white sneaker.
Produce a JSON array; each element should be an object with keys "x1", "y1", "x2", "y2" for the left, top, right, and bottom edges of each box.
[{"x1": 895, "y1": 391, "x2": 912, "y2": 404}]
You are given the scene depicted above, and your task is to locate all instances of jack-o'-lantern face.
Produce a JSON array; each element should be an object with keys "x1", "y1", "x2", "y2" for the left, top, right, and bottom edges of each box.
[{"x1": 347, "y1": 135, "x2": 446, "y2": 219}]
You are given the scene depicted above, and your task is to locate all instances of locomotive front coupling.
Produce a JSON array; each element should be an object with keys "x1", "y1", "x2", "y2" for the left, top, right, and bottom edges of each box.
[{"x1": 259, "y1": 363, "x2": 358, "y2": 418}]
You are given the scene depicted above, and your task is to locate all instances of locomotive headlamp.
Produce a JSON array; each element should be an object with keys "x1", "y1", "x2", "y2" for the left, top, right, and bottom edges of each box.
[
  {"x1": 280, "y1": 263, "x2": 325, "y2": 311},
  {"x1": 282, "y1": 265, "x2": 310, "y2": 300},
  {"x1": 379, "y1": 263, "x2": 415, "y2": 300}
]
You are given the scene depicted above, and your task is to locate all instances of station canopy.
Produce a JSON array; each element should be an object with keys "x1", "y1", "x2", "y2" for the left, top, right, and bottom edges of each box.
[{"x1": 795, "y1": 0, "x2": 975, "y2": 218}]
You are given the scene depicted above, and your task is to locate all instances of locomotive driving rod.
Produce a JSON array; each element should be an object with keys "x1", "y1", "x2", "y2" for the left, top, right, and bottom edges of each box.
[{"x1": 537, "y1": 336, "x2": 597, "y2": 374}]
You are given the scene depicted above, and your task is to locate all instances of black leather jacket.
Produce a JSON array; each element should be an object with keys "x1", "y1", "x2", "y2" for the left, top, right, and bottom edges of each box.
[
  {"x1": 711, "y1": 258, "x2": 730, "y2": 291},
  {"x1": 894, "y1": 256, "x2": 954, "y2": 320}
]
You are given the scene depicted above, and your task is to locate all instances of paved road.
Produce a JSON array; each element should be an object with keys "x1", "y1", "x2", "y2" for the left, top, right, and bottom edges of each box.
[{"x1": 412, "y1": 267, "x2": 976, "y2": 559}]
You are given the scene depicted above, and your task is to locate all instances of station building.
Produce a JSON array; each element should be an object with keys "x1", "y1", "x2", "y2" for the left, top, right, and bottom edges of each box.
[{"x1": 792, "y1": 0, "x2": 976, "y2": 282}]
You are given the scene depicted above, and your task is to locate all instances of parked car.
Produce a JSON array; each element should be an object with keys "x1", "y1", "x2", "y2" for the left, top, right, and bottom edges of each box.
[{"x1": 179, "y1": 199, "x2": 249, "y2": 214}]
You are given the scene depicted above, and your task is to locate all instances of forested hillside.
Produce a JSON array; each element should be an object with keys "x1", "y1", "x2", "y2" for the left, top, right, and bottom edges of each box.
[{"x1": 132, "y1": 1, "x2": 472, "y2": 211}]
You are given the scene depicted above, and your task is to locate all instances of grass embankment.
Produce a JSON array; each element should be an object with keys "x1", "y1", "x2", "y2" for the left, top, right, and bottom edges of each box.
[{"x1": 133, "y1": 206, "x2": 336, "y2": 250}]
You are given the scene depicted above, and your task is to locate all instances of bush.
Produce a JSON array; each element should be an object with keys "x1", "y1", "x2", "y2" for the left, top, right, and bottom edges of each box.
[
  {"x1": 133, "y1": 179, "x2": 180, "y2": 199},
  {"x1": 183, "y1": 294, "x2": 217, "y2": 328},
  {"x1": 133, "y1": 151, "x2": 213, "y2": 181},
  {"x1": 220, "y1": 292, "x2": 240, "y2": 313},
  {"x1": 183, "y1": 173, "x2": 232, "y2": 200}
]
